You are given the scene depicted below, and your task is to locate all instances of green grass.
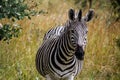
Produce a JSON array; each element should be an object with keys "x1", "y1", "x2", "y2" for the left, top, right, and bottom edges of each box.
[{"x1": 0, "y1": 0, "x2": 120, "y2": 80}]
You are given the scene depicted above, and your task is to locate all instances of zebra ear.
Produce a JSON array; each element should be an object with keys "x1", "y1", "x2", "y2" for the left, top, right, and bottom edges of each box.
[
  {"x1": 78, "y1": 9, "x2": 82, "y2": 21},
  {"x1": 84, "y1": 9, "x2": 94, "y2": 22},
  {"x1": 68, "y1": 9, "x2": 75, "y2": 21}
]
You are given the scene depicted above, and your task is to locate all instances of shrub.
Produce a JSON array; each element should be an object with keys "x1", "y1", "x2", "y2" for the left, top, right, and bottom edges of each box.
[{"x1": 0, "y1": 0, "x2": 36, "y2": 41}]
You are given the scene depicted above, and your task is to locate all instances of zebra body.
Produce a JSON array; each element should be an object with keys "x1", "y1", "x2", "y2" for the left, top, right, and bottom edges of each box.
[{"x1": 36, "y1": 9, "x2": 94, "y2": 80}]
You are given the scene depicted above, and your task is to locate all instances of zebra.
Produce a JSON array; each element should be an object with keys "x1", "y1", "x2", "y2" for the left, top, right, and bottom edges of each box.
[{"x1": 36, "y1": 9, "x2": 94, "y2": 80}]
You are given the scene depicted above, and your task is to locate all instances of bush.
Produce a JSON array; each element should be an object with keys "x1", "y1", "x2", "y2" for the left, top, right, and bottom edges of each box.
[
  {"x1": 110, "y1": 0, "x2": 120, "y2": 21},
  {"x1": 0, "y1": 0, "x2": 31, "y2": 20},
  {"x1": 0, "y1": 23, "x2": 21, "y2": 41},
  {"x1": 0, "y1": 0, "x2": 36, "y2": 42}
]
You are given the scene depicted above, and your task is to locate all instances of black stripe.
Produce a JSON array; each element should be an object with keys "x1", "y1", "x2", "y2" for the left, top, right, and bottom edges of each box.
[
  {"x1": 50, "y1": 40, "x2": 64, "y2": 71},
  {"x1": 59, "y1": 61, "x2": 76, "y2": 77},
  {"x1": 62, "y1": 38, "x2": 73, "y2": 57},
  {"x1": 65, "y1": 34, "x2": 75, "y2": 51},
  {"x1": 58, "y1": 38, "x2": 72, "y2": 61},
  {"x1": 51, "y1": 48, "x2": 63, "y2": 71},
  {"x1": 36, "y1": 45, "x2": 46, "y2": 76},
  {"x1": 64, "y1": 60, "x2": 75, "y2": 71},
  {"x1": 56, "y1": 52, "x2": 74, "y2": 65}
]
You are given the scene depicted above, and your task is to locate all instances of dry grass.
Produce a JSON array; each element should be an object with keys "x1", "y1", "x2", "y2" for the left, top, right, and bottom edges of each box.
[{"x1": 0, "y1": 0, "x2": 120, "y2": 80}]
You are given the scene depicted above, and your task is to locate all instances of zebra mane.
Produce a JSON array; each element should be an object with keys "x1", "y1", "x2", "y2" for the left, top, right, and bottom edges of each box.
[{"x1": 63, "y1": 20, "x2": 71, "y2": 32}]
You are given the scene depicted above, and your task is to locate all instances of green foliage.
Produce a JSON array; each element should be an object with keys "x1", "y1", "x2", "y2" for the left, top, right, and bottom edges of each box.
[
  {"x1": 0, "y1": 0, "x2": 30, "y2": 20},
  {"x1": 0, "y1": 24, "x2": 21, "y2": 41},
  {"x1": 110, "y1": 0, "x2": 120, "y2": 21},
  {"x1": 0, "y1": 0, "x2": 38, "y2": 42}
]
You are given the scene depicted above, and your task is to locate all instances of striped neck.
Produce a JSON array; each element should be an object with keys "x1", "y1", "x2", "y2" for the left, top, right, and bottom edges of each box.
[{"x1": 57, "y1": 28, "x2": 78, "y2": 63}]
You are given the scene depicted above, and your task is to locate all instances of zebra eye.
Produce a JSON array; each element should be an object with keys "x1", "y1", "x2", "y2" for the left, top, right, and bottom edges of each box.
[{"x1": 71, "y1": 30, "x2": 74, "y2": 33}]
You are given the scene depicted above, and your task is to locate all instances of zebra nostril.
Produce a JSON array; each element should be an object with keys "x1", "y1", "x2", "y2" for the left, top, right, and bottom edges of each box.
[
  {"x1": 86, "y1": 31, "x2": 88, "y2": 34},
  {"x1": 84, "y1": 38, "x2": 87, "y2": 41}
]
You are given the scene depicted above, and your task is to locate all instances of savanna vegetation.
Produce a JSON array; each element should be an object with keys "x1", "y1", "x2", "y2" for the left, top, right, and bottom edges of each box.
[{"x1": 0, "y1": 0, "x2": 120, "y2": 80}]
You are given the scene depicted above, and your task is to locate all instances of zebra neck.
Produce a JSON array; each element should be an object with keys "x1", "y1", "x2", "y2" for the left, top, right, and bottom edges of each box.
[{"x1": 57, "y1": 32, "x2": 77, "y2": 62}]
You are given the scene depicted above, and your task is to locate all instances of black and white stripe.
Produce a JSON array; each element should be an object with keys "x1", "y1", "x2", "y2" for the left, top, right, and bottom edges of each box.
[
  {"x1": 43, "y1": 26, "x2": 64, "y2": 41},
  {"x1": 36, "y1": 9, "x2": 94, "y2": 80}
]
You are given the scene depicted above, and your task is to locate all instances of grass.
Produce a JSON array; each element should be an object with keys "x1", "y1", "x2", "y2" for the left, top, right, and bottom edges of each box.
[{"x1": 0, "y1": 0, "x2": 120, "y2": 80}]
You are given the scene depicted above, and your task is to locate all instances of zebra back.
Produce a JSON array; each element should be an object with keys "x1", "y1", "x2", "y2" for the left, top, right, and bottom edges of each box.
[{"x1": 43, "y1": 26, "x2": 64, "y2": 41}]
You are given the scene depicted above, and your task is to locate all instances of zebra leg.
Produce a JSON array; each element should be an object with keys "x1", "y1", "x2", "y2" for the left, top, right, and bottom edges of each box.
[
  {"x1": 68, "y1": 75, "x2": 74, "y2": 80},
  {"x1": 63, "y1": 75, "x2": 74, "y2": 80},
  {"x1": 45, "y1": 75, "x2": 58, "y2": 80},
  {"x1": 45, "y1": 75, "x2": 52, "y2": 80}
]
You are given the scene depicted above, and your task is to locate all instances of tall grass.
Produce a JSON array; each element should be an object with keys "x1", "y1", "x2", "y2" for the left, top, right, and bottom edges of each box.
[{"x1": 0, "y1": 0, "x2": 120, "y2": 80}]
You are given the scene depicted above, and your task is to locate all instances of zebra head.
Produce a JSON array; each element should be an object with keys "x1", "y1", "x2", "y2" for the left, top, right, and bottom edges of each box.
[{"x1": 65, "y1": 9, "x2": 94, "y2": 50}]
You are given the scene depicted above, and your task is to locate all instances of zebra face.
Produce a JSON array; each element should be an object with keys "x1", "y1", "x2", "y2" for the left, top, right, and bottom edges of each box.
[{"x1": 68, "y1": 9, "x2": 94, "y2": 49}]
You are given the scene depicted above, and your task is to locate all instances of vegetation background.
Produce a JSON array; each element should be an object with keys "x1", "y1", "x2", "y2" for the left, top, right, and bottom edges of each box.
[{"x1": 0, "y1": 0, "x2": 120, "y2": 80}]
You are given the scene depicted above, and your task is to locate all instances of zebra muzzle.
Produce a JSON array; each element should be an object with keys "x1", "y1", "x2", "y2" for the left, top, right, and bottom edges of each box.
[{"x1": 75, "y1": 45, "x2": 85, "y2": 60}]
